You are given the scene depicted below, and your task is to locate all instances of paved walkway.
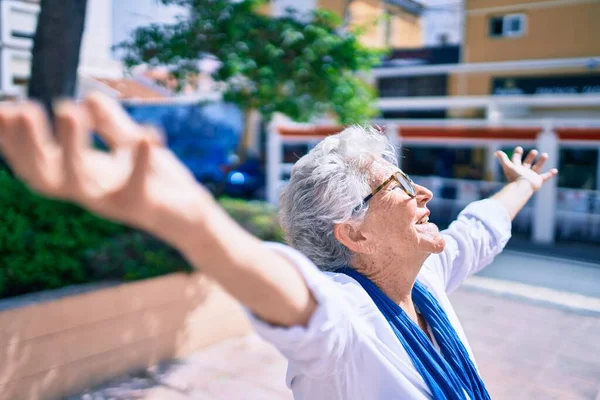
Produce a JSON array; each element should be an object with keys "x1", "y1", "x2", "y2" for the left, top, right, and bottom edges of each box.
[{"x1": 73, "y1": 288, "x2": 600, "y2": 400}]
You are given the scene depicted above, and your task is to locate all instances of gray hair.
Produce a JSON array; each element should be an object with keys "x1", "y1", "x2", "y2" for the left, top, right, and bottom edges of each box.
[{"x1": 278, "y1": 125, "x2": 398, "y2": 271}]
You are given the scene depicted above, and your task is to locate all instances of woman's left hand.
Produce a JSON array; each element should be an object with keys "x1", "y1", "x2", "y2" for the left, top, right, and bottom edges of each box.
[{"x1": 495, "y1": 146, "x2": 558, "y2": 191}]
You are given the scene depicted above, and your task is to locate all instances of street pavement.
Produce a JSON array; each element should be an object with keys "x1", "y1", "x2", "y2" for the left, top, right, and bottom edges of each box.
[
  {"x1": 478, "y1": 250, "x2": 600, "y2": 299},
  {"x1": 452, "y1": 288, "x2": 600, "y2": 399},
  {"x1": 73, "y1": 283, "x2": 600, "y2": 400}
]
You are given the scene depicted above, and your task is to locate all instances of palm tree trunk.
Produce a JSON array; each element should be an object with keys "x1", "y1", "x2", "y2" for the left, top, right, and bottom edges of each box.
[
  {"x1": 237, "y1": 108, "x2": 259, "y2": 163},
  {"x1": 28, "y1": 0, "x2": 88, "y2": 120}
]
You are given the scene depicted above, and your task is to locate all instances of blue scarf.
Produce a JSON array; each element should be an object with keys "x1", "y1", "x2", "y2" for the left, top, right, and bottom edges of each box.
[{"x1": 339, "y1": 267, "x2": 490, "y2": 400}]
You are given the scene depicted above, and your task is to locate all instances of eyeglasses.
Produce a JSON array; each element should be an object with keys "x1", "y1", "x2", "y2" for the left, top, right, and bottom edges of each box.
[{"x1": 356, "y1": 170, "x2": 416, "y2": 211}]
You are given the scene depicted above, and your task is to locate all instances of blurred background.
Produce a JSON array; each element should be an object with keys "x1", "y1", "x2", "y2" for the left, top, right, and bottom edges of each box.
[{"x1": 0, "y1": 0, "x2": 598, "y2": 399}]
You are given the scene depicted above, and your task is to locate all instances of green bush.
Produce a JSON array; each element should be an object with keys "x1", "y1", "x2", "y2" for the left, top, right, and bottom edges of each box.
[
  {"x1": 84, "y1": 231, "x2": 192, "y2": 282},
  {"x1": 0, "y1": 170, "x2": 126, "y2": 298},
  {"x1": 219, "y1": 197, "x2": 284, "y2": 242},
  {"x1": 0, "y1": 170, "x2": 284, "y2": 299}
]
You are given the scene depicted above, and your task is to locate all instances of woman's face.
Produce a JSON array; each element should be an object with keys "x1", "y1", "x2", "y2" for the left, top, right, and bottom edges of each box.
[{"x1": 359, "y1": 160, "x2": 446, "y2": 257}]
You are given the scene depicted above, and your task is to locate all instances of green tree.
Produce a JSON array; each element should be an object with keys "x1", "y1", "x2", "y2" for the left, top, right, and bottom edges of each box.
[{"x1": 116, "y1": 0, "x2": 383, "y2": 158}]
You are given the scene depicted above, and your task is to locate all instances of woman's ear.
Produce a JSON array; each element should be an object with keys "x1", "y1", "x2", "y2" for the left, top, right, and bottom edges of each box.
[{"x1": 333, "y1": 222, "x2": 375, "y2": 255}]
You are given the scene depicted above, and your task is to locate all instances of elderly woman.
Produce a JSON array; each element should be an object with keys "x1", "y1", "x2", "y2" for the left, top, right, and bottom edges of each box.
[{"x1": 0, "y1": 94, "x2": 557, "y2": 399}]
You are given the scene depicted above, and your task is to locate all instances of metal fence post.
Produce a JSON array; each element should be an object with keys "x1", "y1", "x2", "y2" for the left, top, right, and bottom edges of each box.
[
  {"x1": 266, "y1": 124, "x2": 282, "y2": 206},
  {"x1": 532, "y1": 122, "x2": 559, "y2": 244},
  {"x1": 385, "y1": 123, "x2": 400, "y2": 168}
]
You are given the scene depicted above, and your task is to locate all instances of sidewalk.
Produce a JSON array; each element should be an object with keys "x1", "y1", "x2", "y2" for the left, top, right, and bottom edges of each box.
[
  {"x1": 73, "y1": 287, "x2": 600, "y2": 400},
  {"x1": 506, "y1": 235, "x2": 600, "y2": 265}
]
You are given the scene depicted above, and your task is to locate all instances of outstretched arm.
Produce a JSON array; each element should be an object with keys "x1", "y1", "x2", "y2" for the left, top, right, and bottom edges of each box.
[
  {"x1": 0, "y1": 94, "x2": 316, "y2": 328},
  {"x1": 433, "y1": 146, "x2": 558, "y2": 293}
]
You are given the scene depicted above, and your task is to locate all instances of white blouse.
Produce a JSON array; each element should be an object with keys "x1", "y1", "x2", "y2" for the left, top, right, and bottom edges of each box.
[{"x1": 247, "y1": 199, "x2": 512, "y2": 400}]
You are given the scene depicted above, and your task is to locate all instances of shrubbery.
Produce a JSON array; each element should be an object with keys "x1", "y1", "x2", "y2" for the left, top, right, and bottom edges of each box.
[
  {"x1": 0, "y1": 170, "x2": 284, "y2": 300},
  {"x1": 0, "y1": 170, "x2": 125, "y2": 298},
  {"x1": 219, "y1": 197, "x2": 284, "y2": 243}
]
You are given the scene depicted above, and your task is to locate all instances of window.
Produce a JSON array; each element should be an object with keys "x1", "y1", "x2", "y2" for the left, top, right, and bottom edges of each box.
[
  {"x1": 9, "y1": 53, "x2": 32, "y2": 80},
  {"x1": 11, "y1": 31, "x2": 35, "y2": 40},
  {"x1": 402, "y1": 146, "x2": 488, "y2": 180},
  {"x1": 1, "y1": 1, "x2": 39, "y2": 49},
  {"x1": 282, "y1": 144, "x2": 309, "y2": 164},
  {"x1": 381, "y1": 110, "x2": 447, "y2": 119},
  {"x1": 12, "y1": 77, "x2": 29, "y2": 86},
  {"x1": 377, "y1": 75, "x2": 448, "y2": 98},
  {"x1": 10, "y1": 8, "x2": 38, "y2": 32},
  {"x1": 1, "y1": 49, "x2": 32, "y2": 96},
  {"x1": 558, "y1": 149, "x2": 598, "y2": 190},
  {"x1": 489, "y1": 14, "x2": 526, "y2": 38}
]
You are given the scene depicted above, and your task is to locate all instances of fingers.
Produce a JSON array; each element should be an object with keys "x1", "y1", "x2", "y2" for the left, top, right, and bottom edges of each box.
[
  {"x1": 494, "y1": 150, "x2": 511, "y2": 166},
  {"x1": 0, "y1": 105, "x2": 18, "y2": 159},
  {"x1": 511, "y1": 146, "x2": 523, "y2": 165},
  {"x1": 55, "y1": 101, "x2": 92, "y2": 199},
  {"x1": 541, "y1": 168, "x2": 558, "y2": 182},
  {"x1": 531, "y1": 152, "x2": 548, "y2": 173},
  {"x1": 17, "y1": 103, "x2": 60, "y2": 186},
  {"x1": 127, "y1": 138, "x2": 152, "y2": 193},
  {"x1": 107, "y1": 139, "x2": 152, "y2": 220},
  {"x1": 522, "y1": 149, "x2": 538, "y2": 168},
  {"x1": 140, "y1": 124, "x2": 166, "y2": 146},
  {"x1": 18, "y1": 102, "x2": 59, "y2": 157},
  {"x1": 0, "y1": 106, "x2": 26, "y2": 178},
  {"x1": 0, "y1": 103, "x2": 61, "y2": 192},
  {"x1": 83, "y1": 91, "x2": 146, "y2": 148}
]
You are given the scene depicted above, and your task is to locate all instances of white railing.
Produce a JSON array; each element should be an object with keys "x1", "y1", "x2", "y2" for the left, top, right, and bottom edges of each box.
[
  {"x1": 378, "y1": 94, "x2": 600, "y2": 112},
  {"x1": 371, "y1": 118, "x2": 600, "y2": 128},
  {"x1": 372, "y1": 56, "x2": 600, "y2": 78}
]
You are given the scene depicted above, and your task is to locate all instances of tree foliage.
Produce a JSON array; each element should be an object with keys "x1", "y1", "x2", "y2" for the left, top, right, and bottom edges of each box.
[{"x1": 116, "y1": 0, "x2": 384, "y2": 124}]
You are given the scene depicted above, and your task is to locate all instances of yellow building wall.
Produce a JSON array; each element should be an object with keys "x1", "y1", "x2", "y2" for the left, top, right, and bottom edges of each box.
[
  {"x1": 349, "y1": 0, "x2": 386, "y2": 48},
  {"x1": 318, "y1": 0, "x2": 346, "y2": 16},
  {"x1": 260, "y1": 0, "x2": 423, "y2": 49},
  {"x1": 256, "y1": 2, "x2": 271, "y2": 15},
  {"x1": 388, "y1": 8, "x2": 422, "y2": 48},
  {"x1": 318, "y1": 0, "x2": 422, "y2": 49},
  {"x1": 464, "y1": 1, "x2": 600, "y2": 63}
]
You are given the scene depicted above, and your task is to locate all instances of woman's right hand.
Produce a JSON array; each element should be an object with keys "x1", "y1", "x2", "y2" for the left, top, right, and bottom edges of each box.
[{"x1": 0, "y1": 92, "x2": 214, "y2": 248}]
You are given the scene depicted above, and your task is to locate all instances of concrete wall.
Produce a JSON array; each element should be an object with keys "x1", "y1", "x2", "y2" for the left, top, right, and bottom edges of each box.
[
  {"x1": 0, "y1": 273, "x2": 253, "y2": 400},
  {"x1": 79, "y1": 0, "x2": 122, "y2": 78}
]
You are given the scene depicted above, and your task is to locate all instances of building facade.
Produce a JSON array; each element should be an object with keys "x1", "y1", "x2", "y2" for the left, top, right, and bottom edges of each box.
[
  {"x1": 0, "y1": 0, "x2": 179, "y2": 101},
  {"x1": 421, "y1": 0, "x2": 463, "y2": 46},
  {"x1": 0, "y1": 0, "x2": 38, "y2": 98},
  {"x1": 263, "y1": 0, "x2": 425, "y2": 49},
  {"x1": 356, "y1": 0, "x2": 600, "y2": 243},
  {"x1": 376, "y1": 0, "x2": 600, "y2": 116},
  {"x1": 452, "y1": 0, "x2": 600, "y2": 112}
]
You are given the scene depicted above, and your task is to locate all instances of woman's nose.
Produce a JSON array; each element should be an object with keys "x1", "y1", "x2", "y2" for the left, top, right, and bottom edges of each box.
[{"x1": 414, "y1": 184, "x2": 433, "y2": 205}]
